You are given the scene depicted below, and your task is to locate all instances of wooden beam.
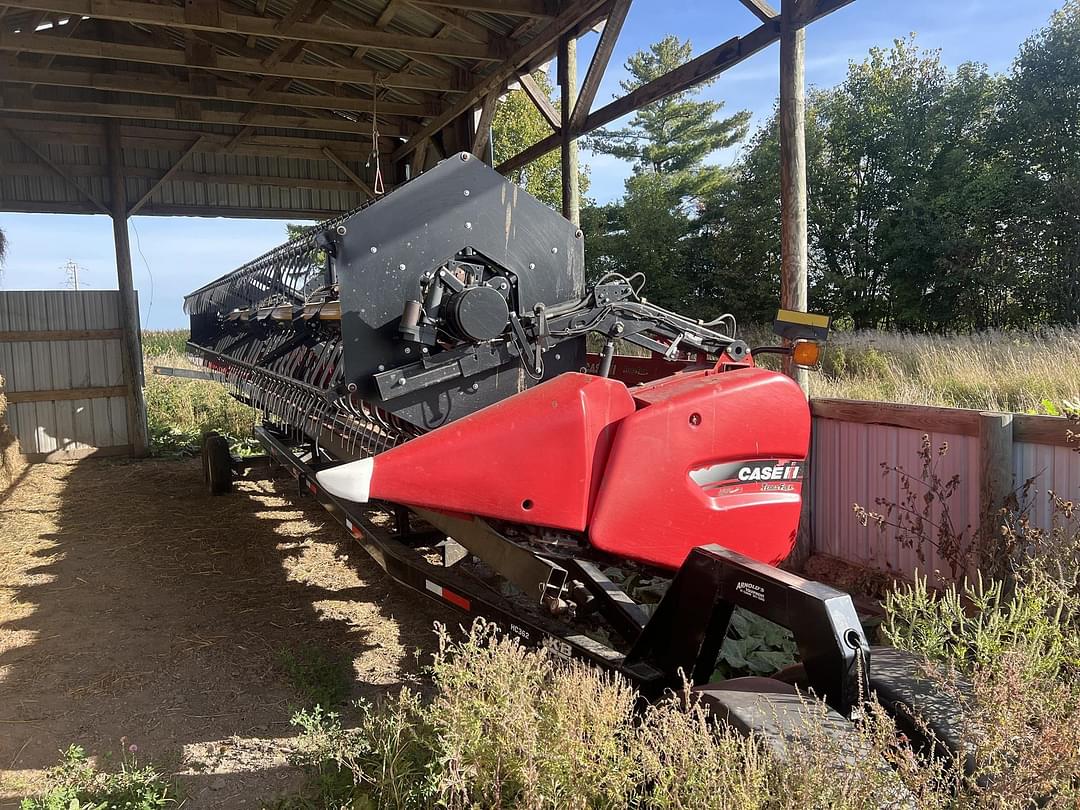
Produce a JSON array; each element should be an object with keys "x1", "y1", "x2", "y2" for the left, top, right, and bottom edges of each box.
[
  {"x1": 5, "y1": 0, "x2": 504, "y2": 60},
  {"x1": 410, "y1": 136, "x2": 430, "y2": 175},
  {"x1": 1012, "y1": 414, "x2": 1079, "y2": 447},
  {"x1": 2, "y1": 124, "x2": 110, "y2": 213},
  {"x1": 471, "y1": 91, "x2": 498, "y2": 158},
  {"x1": 0, "y1": 64, "x2": 437, "y2": 116},
  {"x1": 568, "y1": 0, "x2": 629, "y2": 133},
  {"x1": 407, "y1": 0, "x2": 554, "y2": 17},
  {"x1": 0, "y1": 328, "x2": 122, "y2": 341},
  {"x1": 793, "y1": 0, "x2": 855, "y2": 26},
  {"x1": 407, "y1": 2, "x2": 491, "y2": 42},
  {"x1": 392, "y1": 0, "x2": 609, "y2": 163},
  {"x1": 496, "y1": 0, "x2": 854, "y2": 176},
  {"x1": 127, "y1": 135, "x2": 203, "y2": 215},
  {"x1": 810, "y1": 399, "x2": 981, "y2": 436},
  {"x1": 1, "y1": 96, "x2": 415, "y2": 137},
  {"x1": 320, "y1": 0, "x2": 457, "y2": 78},
  {"x1": 105, "y1": 119, "x2": 149, "y2": 457},
  {"x1": 1, "y1": 161, "x2": 369, "y2": 191},
  {"x1": 779, "y1": 0, "x2": 807, "y2": 392},
  {"x1": 558, "y1": 32, "x2": 579, "y2": 223},
  {"x1": 375, "y1": 0, "x2": 405, "y2": 28},
  {"x1": 321, "y1": 146, "x2": 375, "y2": 196},
  {"x1": 0, "y1": 200, "x2": 356, "y2": 218},
  {"x1": 5, "y1": 384, "x2": 130, "y2": 403},
  {"x1": 517, "y1": 70, "x2": 560, "y2": 131},
  {"x1": 978, "y1": 411, "x2": 1014, "y2": 576},
  {"x1": 496, "y1": 4, "x2": 834, "y2": 175},
  {"x1": 0, "y1": 117, "x2": 381, "y2": 161},
  {"x1": 737, "y1": 0, "x2": 777, "y2": 23},
  {"x1": 0, "y1": 31, "x2": 461, "y2": 92}
]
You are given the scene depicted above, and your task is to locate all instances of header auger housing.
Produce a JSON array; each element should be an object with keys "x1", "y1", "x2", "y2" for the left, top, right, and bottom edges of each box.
[{"x1": 183, "y1": 154, "x2": 965, "y2": 769}]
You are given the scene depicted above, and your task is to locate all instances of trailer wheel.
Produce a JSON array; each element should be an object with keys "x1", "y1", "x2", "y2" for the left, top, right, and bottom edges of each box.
[{"x1": 202, "y1": 433, "x2": 233, "y2": 495}]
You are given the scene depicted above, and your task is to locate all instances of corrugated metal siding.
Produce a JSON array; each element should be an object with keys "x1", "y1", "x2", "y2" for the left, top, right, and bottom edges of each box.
[
  {"x1": 0, "y1": 291, "x2": 130, "y2": 457},
  {"x1": 1, "y1": 119, "x2": 367, "y2": 217},
  {"x1": 1014, "y1": 441, "x2": 1080, "y2": 529},
  {"x1": 811, "y1": 419, "x2": 981, "y2": 582}
]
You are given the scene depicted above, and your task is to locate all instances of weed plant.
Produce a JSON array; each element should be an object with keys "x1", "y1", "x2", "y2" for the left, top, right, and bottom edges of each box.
[
  {"x1": 21, "y1": 744, "x2": 178, "y2": 810},
  {"x1": 142, "y1": 330, "x2": 257, "y2": 457}
]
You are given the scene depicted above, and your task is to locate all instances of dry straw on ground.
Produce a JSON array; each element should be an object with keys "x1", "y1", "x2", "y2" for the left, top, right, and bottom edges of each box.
[{"x1": 0, "y1": 372, "x2": 25, "y2": 491}]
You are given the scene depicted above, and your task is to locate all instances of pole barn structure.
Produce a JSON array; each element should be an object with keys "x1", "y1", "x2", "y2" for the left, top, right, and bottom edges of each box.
[{"x1": 0, "y1": 0, "x2": 855, "y2": 455}]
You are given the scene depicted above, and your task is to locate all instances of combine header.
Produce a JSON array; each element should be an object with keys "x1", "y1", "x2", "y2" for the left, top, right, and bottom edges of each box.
[{"x1": 182, "y1": 153, "x2": 960, "y2": 758}]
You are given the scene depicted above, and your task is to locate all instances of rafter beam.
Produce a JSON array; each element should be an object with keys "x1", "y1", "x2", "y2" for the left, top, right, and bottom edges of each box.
[
  {"x1": 2, "y1": 124, "x2": 110, "y2": 213},
  {"x1": 127, "y1": 134, "x2": 203, "y2": 215},
  {"x1": 496, "y1": 0, "x2": 854, "y2": 175},
  {"x1": 410, "y1": 136, "x2": 430, "y2": 175},
  {"x1": 407, "y1": 0, "x2": 554, "y2": 17},
  {"x1": 406, "y1": 2, "x2": 490, "y2": 42},
  {"x1": 568, "y1": 0, "x2": 629, "y2": 132},
  {"x1": 321, "y1": 146, "x2": 375, "y2": 197},
  {"x1": 392, "y1": 0, "x2": 609, "y2": 163},
  {"x1": 4, "y1": 0, "x2": 505, "y2": 60},
  {"x1": 737, "y1": 0, "x2": 777, "y2": 23},
  {"x1": 471, "y1": 91, "x2": 497, "y2": 157},
  {"x1": 0, "y1": 116, "x2": 380, "y2": 160},
  {"x1": 0, "y1": 64, "x2": 438, "y2": 116},
  {"x1": 516, "y1": 70, "x2": 560, "y2": 131},
  {"x1": 0, "y1": 31, "x2": 464, "y2": 92},
  {"x1": 319, "y1": 1, "x2": 456, "y2": 77},
  {"x1": 0, "y1": 95, "x2": 415, "y2": 136},
  {"x1": 406, "y1": 0, "x2": 552, "y2": 15}
]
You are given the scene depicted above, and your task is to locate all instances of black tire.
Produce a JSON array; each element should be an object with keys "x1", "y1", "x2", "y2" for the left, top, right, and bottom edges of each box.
[
  {"x1": 869, "y1": 646, "x2": 975, "y2": 775},
  {"x1": 202, "y1": 432, "x2": 234, "y2": 495}
]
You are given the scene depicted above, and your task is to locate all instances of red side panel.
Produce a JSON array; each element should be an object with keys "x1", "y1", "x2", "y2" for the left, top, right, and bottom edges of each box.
[
  {"x1": 589, "y1": 367, "x2": 811, "y2": 570},
  {"x1": 363, "y1": 372, "x2": 636, "y2": 531}
]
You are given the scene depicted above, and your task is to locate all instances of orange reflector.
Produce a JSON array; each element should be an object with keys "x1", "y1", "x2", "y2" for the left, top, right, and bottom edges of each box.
[{"x1": 792, "y1": 340, "x2": 822, "y2": 368}]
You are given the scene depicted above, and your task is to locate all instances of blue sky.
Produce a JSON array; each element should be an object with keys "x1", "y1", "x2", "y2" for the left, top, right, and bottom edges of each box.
[{"x1": 0, "y1": 0, "x2": 1064, "y2": 328}]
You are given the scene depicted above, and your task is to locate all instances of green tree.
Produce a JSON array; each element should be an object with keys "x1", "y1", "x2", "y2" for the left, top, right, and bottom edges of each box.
[
  {"x1": 492, "y1": 70, "x2": 588, "y2": 210},
  {"x1": 585, "y1": 35, "x2": 750, "y2": 199},
  {"x1": 717, "y1": 37, "x2": 1025, "y2": 331},
  {"x1": 693, "y1": 114, "x2": 786, "y2": 324},
  {"x1": 582, "y1": 172, "x2": 698, "y2": 310},
  {"x1": 996, "y1": 0, "x2": 1080, "y2": 323}
]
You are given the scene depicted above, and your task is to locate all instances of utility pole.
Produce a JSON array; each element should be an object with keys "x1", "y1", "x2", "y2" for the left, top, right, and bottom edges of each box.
[
  {"x1": 62, "y1": 259, "x2": 80, "y2": 291},
  {"x1": 779, "y1": 0, "x2": 809, "y2": 394}
]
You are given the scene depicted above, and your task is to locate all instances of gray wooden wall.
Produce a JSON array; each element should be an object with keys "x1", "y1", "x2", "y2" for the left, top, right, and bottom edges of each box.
[{"x1": 0, "y1": 290, "x2": 138, "y2": 460}]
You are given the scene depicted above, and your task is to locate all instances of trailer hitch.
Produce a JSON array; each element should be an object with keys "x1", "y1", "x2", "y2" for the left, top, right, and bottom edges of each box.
[{"x1": 623, "y1": 545, "x2": 870, "y2": 719}]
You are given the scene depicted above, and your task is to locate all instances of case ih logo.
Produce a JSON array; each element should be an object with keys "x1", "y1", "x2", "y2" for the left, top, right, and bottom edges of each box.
[{"x1": 689, "y1": 460, "x2": 804, "y2": 496}]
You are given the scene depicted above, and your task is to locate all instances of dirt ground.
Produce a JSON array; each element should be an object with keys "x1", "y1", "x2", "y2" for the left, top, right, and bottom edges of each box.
[{"x1": 0, "y1": 457, "x2": 455, "y2": 808}]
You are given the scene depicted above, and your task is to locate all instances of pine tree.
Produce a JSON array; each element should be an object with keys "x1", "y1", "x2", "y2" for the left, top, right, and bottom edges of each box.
[{"x1": 584, "y1": 36, "x2": 750, "y2": 198}]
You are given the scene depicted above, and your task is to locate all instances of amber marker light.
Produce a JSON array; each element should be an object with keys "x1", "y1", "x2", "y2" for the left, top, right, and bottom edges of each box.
[{"x1": 792, "y1": 339, "x2": 823, "y2": 368}]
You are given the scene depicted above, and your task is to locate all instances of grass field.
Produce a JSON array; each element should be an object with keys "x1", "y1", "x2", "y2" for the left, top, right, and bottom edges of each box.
[{"x1": 809, "y1": 328, "x2": 1080, "y2": 414}]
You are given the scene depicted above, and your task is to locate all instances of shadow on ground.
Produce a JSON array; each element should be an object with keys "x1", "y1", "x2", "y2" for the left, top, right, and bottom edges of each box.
[{"x1": 0, "y1": 456, "x2": 455, "y2": 807}]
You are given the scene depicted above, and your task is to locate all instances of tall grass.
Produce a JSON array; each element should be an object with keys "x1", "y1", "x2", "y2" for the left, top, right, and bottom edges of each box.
[
  {"x1": 142, "y1": 329, "x2": 256, "y2": 456},
  {"x1": 808, "y1": 328, "x2": 1080, "y2": 413},
  {"x1": 287, "y1": 620, "x2": 952, "y2": 810}
]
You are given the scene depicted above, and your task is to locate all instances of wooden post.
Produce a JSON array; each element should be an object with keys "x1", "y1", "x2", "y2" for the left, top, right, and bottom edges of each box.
[
  {"x1": 779, "y1": 0, "x2": 808, "y2": 394},
  {"x1": 558, "y1": 33, "x2": 581, "y2": 226},
  {"x1": 105, "y1": 120, "x2": 149, "y2": 457},
  {"x1": 978, "y1": 412, "x2": 1014, "y2": 579}
]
